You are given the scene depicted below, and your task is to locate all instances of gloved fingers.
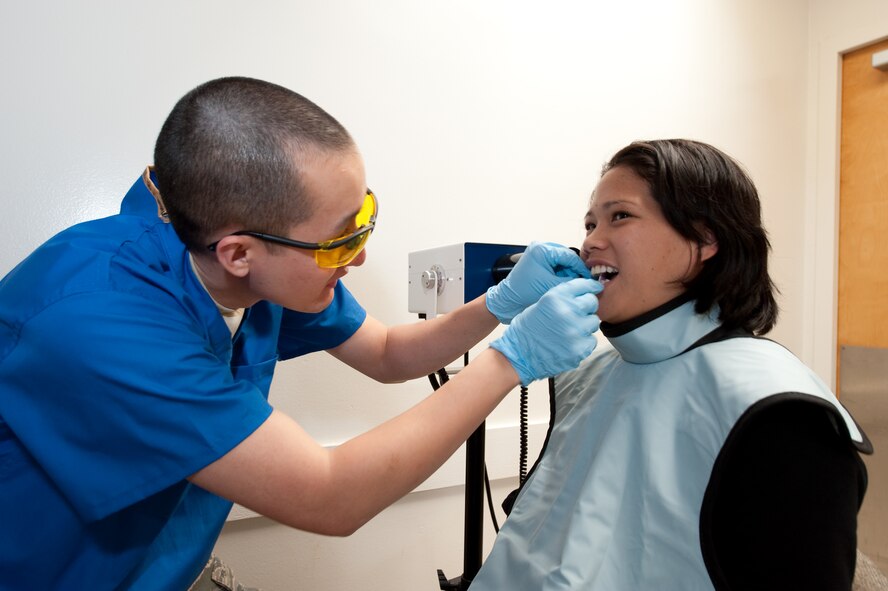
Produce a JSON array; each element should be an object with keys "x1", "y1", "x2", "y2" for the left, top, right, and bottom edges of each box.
[
  {"x1": 572, "y1": 291, "x2": 601, "y2": 315},
  {"x1": 555, "y1": 305, "x2": 600, "y2": 338},
  {"x1": 576, "y1": 314, "x2": 602, "y2": 337},
  {"x1": 520, "y1": 241, "x2": 591, "y2": 280},
  {"x1": 532, "y1": 279, "x2": 601, "y2": 338},
  {"x1": 547, "y1": 248, "x2": 592, "y2": 280},
  {"x1": 492, "y1": 278, "x2": 602, "y2": 384},
  {"x1": 540, "y1": 277, "x2": 603, "y2": 301},
  {"x1": 486, "y1": 242, "x2": 587, "y2": 324},
  {"x1": 503, "y1": 241, "x2": 552, "y2": 278}
]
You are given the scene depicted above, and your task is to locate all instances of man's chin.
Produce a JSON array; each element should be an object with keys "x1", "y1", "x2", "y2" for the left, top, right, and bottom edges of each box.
[
  {"x1": 311, "y1": 289, "x2": 337, "y2": 313},
  {"x1": 281, "y1": 290, "x2": 335, "y2": 314}
]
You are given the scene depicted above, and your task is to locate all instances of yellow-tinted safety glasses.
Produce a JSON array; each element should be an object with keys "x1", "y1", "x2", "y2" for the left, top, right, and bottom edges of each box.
[{"x1": 208, "y1": 189, "x2": 378, "y2": 268}]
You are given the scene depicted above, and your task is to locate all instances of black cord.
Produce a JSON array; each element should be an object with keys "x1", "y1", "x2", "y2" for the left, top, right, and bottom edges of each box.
[{"x1": 484, "y1": 465, "x2": 500, "y2": 533}]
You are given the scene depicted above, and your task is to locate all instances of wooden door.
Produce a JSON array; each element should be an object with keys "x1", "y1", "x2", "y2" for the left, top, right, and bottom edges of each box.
[
  {"x1": 838, "y1": 36, "x2": 888, "y2": 575},
  {"x1": 838, "y1": 38, "x2": 888, "y2": 366}
]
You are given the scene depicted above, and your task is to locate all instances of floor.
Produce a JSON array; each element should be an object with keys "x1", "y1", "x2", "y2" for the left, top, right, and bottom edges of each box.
[{"x1": 840, "y1": 346, "x2": 888, "y2": 574}]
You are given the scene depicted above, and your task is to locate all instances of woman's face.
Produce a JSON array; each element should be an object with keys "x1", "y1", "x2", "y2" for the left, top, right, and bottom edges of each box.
[{"x1": 581, "y1": 166, "x2": 717, "y2": 324}]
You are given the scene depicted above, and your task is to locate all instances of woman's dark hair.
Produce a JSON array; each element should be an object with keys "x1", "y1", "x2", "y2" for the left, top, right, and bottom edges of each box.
[
  {"x1": 154, "y1": 76, "x2": 354, "y2": 250},
  {"x1": 603, "y1": 139, "x2": 778, "y2": 334}
]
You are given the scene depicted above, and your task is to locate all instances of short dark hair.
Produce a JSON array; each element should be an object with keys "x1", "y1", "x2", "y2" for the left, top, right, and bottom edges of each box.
[
  {"x1": 153, "y1": 76, "x2": 354, "y2": 250},
  {"x1": 602, "y1": 139, "x2": 778, "y2": 335}
]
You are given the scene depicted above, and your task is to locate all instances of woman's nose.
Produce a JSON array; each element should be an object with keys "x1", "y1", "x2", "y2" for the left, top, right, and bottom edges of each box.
[{"x1": 582, "y1": 228, "x2": 605, "y2": 255}]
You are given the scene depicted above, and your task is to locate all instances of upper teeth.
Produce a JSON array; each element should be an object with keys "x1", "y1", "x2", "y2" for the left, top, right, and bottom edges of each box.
[{"x1": 590, "y1": 265, "x2": 618, "y2": 281}]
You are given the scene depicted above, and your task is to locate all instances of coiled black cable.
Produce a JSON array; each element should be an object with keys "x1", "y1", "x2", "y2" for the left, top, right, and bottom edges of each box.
[{"x1": 518, "y1": 385, "x2": 529, "y2": 485}]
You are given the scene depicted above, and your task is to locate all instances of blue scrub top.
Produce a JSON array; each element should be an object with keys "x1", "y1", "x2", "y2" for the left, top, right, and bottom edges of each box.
[{"x1": 0, "y1": 174, "x2": 366, "y2": 589}]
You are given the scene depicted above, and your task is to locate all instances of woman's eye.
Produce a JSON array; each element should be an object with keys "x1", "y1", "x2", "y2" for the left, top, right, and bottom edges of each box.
[
  {"x1": 584, "y1": 222, "x2": 596, "y2": 232},
  {"x1": 612, "y1": 211, "x2": 631, "y2": 222}
]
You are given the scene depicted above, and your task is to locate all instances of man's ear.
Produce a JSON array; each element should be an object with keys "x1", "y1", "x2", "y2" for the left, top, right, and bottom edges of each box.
[{"x1": 211, "y1": 236, "x2": 253, "y2": 278}]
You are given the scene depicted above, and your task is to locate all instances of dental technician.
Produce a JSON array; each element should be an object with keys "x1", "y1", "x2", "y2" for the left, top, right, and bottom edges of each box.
[{"x1": 0, "y1": 76, "x2": 602, "y2": 590}]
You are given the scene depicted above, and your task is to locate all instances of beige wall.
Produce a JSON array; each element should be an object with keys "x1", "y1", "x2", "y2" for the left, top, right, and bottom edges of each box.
[{"x1": 1, "y1": 0, "x2": 883, "y2": 589}]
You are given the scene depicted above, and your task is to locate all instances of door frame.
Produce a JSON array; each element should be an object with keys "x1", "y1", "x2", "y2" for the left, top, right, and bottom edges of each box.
[{"x1": 808, "y1": 28, "x2": 888, "y2": 389}]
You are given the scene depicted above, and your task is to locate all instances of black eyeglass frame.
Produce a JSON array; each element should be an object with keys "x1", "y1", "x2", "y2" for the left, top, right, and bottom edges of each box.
[{"x1": 206, "y1": 190, "x2": 377, "y2": 253}]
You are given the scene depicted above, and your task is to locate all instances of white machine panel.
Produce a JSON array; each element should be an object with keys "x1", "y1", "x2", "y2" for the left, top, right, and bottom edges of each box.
[{"x1": 408, "y1": 242, "x2": 525, "y2": 318}]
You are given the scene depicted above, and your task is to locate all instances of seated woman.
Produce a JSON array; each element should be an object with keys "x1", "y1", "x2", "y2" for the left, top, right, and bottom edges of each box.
[{"x1": 471, "y1": 139, "x2": 871, "y2": 591}]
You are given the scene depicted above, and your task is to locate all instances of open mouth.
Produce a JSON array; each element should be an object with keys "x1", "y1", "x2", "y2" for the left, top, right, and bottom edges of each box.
[{"x1": 589, "y1": 265, "x2": 619, "y2": 283}]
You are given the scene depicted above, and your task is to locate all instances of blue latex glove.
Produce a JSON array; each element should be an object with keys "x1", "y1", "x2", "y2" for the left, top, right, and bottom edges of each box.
[
  {"x1": 490, "y1": 278, "x2": 603, "y2": 386},
  {"x1": 486, "y1": 241, "x2": 591, "y2": 324}
]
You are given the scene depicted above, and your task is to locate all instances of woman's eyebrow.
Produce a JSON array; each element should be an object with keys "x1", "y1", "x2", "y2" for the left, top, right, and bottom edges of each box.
[
  {"x1": 600, "y1": 199, "x2": 633, "y2": 209},
  {"x1": 588, "y1": 199, "x2": 634, "y2": 215}
]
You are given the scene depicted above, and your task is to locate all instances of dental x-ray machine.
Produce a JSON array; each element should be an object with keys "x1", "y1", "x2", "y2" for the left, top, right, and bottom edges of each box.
[{"x1": 408, "y1": 242, "x2": 529, "y2": 590}]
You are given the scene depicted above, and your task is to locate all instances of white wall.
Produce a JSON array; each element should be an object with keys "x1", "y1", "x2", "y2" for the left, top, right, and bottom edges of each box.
[
  {"x1": 2, "y1": 0, "x2": 881, "y2": 589},
  {"x1": 804, "y1": 0, "x2": 888, "y2": 385}
]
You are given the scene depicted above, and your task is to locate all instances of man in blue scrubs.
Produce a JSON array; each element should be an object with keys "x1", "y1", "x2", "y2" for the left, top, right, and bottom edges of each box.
[{"x1": 0, "y1": 77, "x2": 602, "y2": 589}]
